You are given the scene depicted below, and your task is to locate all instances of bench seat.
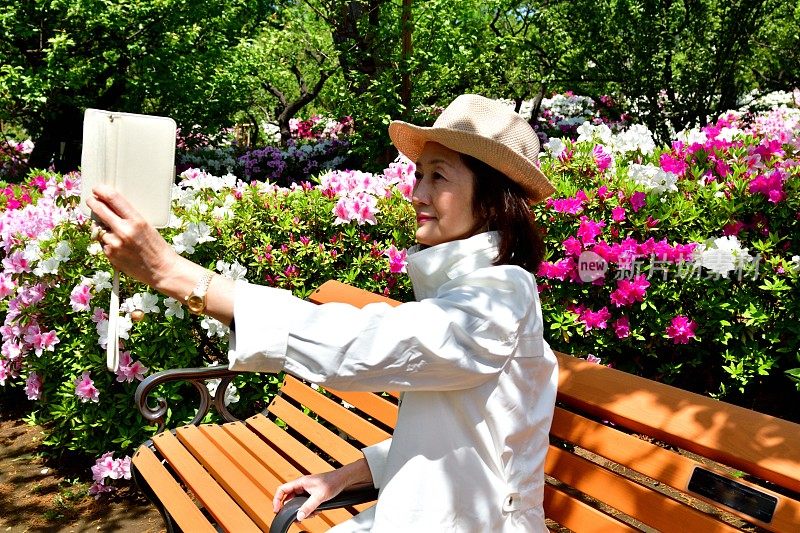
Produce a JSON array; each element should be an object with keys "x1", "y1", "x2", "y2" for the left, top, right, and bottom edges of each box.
[{"x1": 132, "y1": 281, "x2": 800, "y2": 532}]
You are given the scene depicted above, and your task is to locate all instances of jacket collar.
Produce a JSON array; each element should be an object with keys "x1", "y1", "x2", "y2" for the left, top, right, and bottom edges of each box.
[{"x1": 406, "y1": 232, "x2": 500, "y2": 300}]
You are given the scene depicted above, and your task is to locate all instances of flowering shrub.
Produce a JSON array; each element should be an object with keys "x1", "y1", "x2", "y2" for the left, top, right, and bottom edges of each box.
[
  {"x1": 0, "y1": 159, "x2": 415, "y2": 478},
  {"x1": 0, "y1": 138, "x2": 33, "y2": 181},
  {"x1": 237, "y1": 138, "x2": 351, "y2": 185},
  {"x1": 533, "y1": 103, "x2": 800, "y2": 409}
]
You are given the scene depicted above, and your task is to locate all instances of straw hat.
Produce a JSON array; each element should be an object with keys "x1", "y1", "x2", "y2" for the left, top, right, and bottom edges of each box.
[{"x1": 388, "y1": 94, "x2": 555, "y2": 202}]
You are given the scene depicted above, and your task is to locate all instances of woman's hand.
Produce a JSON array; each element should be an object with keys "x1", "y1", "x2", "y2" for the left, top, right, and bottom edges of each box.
[
  {"x1": 86, "y1": 183, "x2": 235, "y2": 325},
  {"x1": 273, "y1": 458, "x2": 374, "y2": 521},
  {"x1": 86, "y1": 183, "x2": 179, "y2": 288}
]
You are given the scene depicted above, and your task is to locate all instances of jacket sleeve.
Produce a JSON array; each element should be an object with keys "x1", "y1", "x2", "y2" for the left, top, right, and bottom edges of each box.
[
  {"x1": 227, "y1": 267, "x2": 540, "y2": 392},
  {"x1": 361, "y1": 438, "x2": 392, "y2": 490}
]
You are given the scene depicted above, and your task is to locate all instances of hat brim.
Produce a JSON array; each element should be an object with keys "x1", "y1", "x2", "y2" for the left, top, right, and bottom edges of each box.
[{"x1": 389, "y1": 121, "x2": 556, "y2": 203}]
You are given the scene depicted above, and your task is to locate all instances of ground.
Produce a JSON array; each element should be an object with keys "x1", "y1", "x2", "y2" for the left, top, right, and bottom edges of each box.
[{"x1": 0, "y1": 414, "x2": 165, "y2": 533}]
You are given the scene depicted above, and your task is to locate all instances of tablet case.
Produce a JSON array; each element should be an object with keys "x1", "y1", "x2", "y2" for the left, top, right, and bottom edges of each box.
[
  {"x1": 79, "y1": 109, "x2": 177, "y2": 372},
  {"x1": 79, "y1": 108, "x2": 176, "y2": 228}
]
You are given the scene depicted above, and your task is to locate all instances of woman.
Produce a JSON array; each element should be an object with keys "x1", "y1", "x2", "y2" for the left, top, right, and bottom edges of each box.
[{"x1": 88, "y1": 94, "x2": 558, "y2": 532}]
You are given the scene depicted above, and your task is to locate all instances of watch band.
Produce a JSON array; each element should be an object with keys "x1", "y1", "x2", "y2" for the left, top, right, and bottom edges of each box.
[{"x1": 185, "y1": 270, "x2": 214, "y2": 315}]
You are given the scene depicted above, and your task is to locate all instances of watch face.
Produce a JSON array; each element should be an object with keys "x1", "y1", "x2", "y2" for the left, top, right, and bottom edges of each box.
[{"x1": 186, "y1": 295, "x2": 205, "y2": 314}]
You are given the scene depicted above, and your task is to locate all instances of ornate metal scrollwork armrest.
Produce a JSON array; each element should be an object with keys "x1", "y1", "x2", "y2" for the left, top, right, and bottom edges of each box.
[{"x1": 134, "y1": 366, "x2": 246, "y2": 434}]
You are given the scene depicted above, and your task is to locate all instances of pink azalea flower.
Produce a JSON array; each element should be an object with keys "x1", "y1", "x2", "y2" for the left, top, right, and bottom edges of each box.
[
  {"x1": 383, "y1": 245, "x2": 408, "y2": 273},
  {"x1": 596, "y1": 186, "x2": 613, "y2": 200},
  {"x1": 611, "y1": 206, "x2": 626, "y2": 223},
  {"x1": 629, "y1": 192, "x2": 647, "y2": 212},
  {"x1": 666, "y1": 315, "x2": 697, "y2": 344},
  {"x1": 592, "y1": 144, "x2": 612, "y2": 172},
  {"x1": 586, "y1": 354, "x2": 602, "y2": 364},
  {"x1": 2, "y1": 251, "x2": 31, "y2": 274},
  {"x1": 613, "y1": 316, "x2": 631, "y2": 339},
  {"x1": 2, "y1": 339, "x2": 24, "y2": 361},
  {"x1": 115, "y1": 351, "x2": 149, "y2": 383},
  {"x1": 581, "y1": 307, "x2": 612, "y2": 331},
  {"x1": 74, "y1": 371, "x2": 100, "y2": 403},
  {"x1": 23, "y1": 326, "x2": 59, "y2": 357},
  {"x1": 749, "y1": 169, "x2": 786, "y2": 204},
  {"x1": 91, "y1": 307, "x2": 108, "y2": 323},
  {"x1": 70, "y1": 283, "x2": 93, "y2": 312},
  {"x1": 24, "y1": 372, "x2": 42, "y2": 400},
  {"x1": 0, "y1": 273, "x2": 16, "y2": 299}
]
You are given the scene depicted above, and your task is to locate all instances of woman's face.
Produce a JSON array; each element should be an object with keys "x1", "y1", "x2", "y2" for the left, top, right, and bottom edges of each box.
[{"x1": 412, "y1": 142, "x2": 480, "y2": 247}]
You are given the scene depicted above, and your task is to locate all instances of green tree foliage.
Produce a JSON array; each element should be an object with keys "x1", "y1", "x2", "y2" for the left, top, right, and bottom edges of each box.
[{"x1": 0, "y1": 0, "x2": 274, "y2": 174}]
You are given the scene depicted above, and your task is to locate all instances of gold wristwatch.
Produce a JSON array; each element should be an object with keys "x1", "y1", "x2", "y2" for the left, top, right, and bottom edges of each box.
[{"x1": 185, "y1": 271, "x2": 214, "y2": 315}]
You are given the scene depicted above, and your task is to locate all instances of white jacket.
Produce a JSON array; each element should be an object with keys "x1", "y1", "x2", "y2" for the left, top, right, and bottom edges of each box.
[{"x1": 228, "y1": 232, "x2": 558, "y2": 532}]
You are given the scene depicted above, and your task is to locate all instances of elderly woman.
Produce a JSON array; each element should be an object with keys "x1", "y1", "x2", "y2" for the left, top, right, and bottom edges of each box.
[{"x1": 88, "y1": 94, "x2": 558, "y2": 532}]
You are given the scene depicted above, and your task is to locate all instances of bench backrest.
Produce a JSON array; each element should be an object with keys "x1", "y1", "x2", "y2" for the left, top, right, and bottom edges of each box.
[{"x1": 306, "y1": 280, "x2": 800, "y2": 532}]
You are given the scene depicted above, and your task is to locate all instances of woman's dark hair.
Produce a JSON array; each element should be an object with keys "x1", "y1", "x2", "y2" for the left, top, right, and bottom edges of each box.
[{"x1": 460, "y1": 154, "x2": 545, "y2": 273}]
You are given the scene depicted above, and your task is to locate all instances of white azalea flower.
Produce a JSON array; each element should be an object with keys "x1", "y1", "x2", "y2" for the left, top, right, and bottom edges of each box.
[
  {"x1": 163, "y1": 297, "x2": 185, "y2": 319},
  {"x1": 87, "y1": 241, "x2": 103, "y2": 255},
  {"x1": 627, "y1": 164, "x2": 678, "y2": 194},
  {"x1": 216, "y1": 260, "x2": 247, "y2": 280},
  {"x1": 33, "y1": 257, "x2": 61, "y2": 277},
  {"x1": 121, "y1": 292, "x2": 160, "y2": 314},
  {"x1": 205, "y1": 363, "x2": 240, "y2": 406},
  {"x1": 696, "y1": 236, "x2": 754, "y2": 278},
  {"x1": 201, "y1": 316, "x2": 229, "y2": 338},
  {"x1": 92, "y1": 271, "x2": 112, "y2": 292},
  {"x1": 545, "y1": 138, "x2": 566, "y2": 158},
  {"x1": 53, "y1": 241, "x2": 71, "y2": 262}
]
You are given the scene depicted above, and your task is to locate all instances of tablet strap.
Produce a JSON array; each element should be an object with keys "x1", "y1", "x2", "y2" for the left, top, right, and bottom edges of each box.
[{"x1": 106, "y1": 270, "x2": 120, "y2": 372}]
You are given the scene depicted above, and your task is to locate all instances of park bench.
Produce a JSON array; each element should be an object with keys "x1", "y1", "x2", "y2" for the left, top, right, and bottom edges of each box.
[{"x1": 131, "y1": 280, "x2": 800, "y2": 532}]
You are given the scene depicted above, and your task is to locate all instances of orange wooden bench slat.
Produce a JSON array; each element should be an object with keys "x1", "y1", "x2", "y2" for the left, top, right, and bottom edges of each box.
[
  {"x1": 131, "y1": 446, "x2": 217, "y2": 533},
  {"x1": 246, "y1": 413, "x2": 338, "y2": 474},
  {"x1": 550, "y1": 406, "x2": 800, "y2": 532},
  {"x1": 221, "y1": 421, "x2": 356, "y2": 527},
  {"x1": 198, "y1": 424, "x2": 335, "y2": 532},
  {"x1": 543, "y1": 483, "x2": 637, "y2": 533},
  {"x1": 175, "y1": 425, "x2": 276, "y2": 531},
  {"x1": 281, "y1": 375, "x2": 391, "y2": 446},
  {"x1": 150, "y1": 431, "x2": 261, "y2": 532},
  {"x1": 545, "y1": 444, "x2": 740, "y2": 533},
  {"x1": 556, "y1": 352, "x2": 800, "y2": 494},
  {"x1": 323, "y1": 387, "x2": 399, "y2": 427},
  {"x1": 268, "y1": 395, "x2": 365, "y2": 465},
  {"x1": 310, "y1": 280, "x2": 400, "y2": 308}
]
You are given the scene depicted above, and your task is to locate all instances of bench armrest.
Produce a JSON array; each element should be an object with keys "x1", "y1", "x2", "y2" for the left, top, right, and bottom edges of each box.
[
  {"x1": 135, "y1": 366, "x2": 247, "y2": 433},
  {"x1": 269, "y1": 487, "x2": 380, "y2": 533}
]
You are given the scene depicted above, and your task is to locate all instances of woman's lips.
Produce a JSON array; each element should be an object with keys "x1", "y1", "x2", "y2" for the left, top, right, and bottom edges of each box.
[{"x1": 416, "y1": 215, "x2": 435, "y2": 223}]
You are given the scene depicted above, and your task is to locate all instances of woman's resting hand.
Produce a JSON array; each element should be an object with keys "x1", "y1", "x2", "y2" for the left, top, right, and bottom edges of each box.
[{"x1": 273, "y1": 457, "x2": 374, "y2": 521}]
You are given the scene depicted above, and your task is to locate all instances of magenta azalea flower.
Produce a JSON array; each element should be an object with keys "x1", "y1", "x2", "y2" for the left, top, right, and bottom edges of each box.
[
  {"x1": 613, "y1": 316, "x2": 631, "y2": 339},
  {"x1": 666, "y1": 315, "x2": 698, "y2": 344},
  {"x1": 577, "y1": 217, "x2": 606, "y2": 244},
  {"x1": 581, "y1": 306, "x2": 611, "y2": 331},
  {"x1": 610, "y1": 275, "x2": 650, "y2": 307},
  {"x1": 383, "y1": 245, "x2": 408, "y2": 274},
  {"x1": 74, "y1": 371, "x2": 100, "y2": 403},
  {"x1": 629, "y1": 191, "x2": 647, "y2": 212},
  {"x1": 611, "y1": 206, "x2": 626, "y2": 223}
]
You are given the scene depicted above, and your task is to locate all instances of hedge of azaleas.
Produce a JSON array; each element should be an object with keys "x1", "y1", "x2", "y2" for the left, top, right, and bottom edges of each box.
[
  {"x1": 533, "y1": 103, "x2": 800, "y2": 408},
  {"x1": 1, "y1": 95, "x2": 798, "y2": 498}
]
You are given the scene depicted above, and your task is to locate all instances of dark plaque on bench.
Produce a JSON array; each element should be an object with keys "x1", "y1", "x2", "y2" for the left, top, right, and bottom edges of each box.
[{"x1": 688, "y1": 467, "x2": 777, "y2": 523}]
